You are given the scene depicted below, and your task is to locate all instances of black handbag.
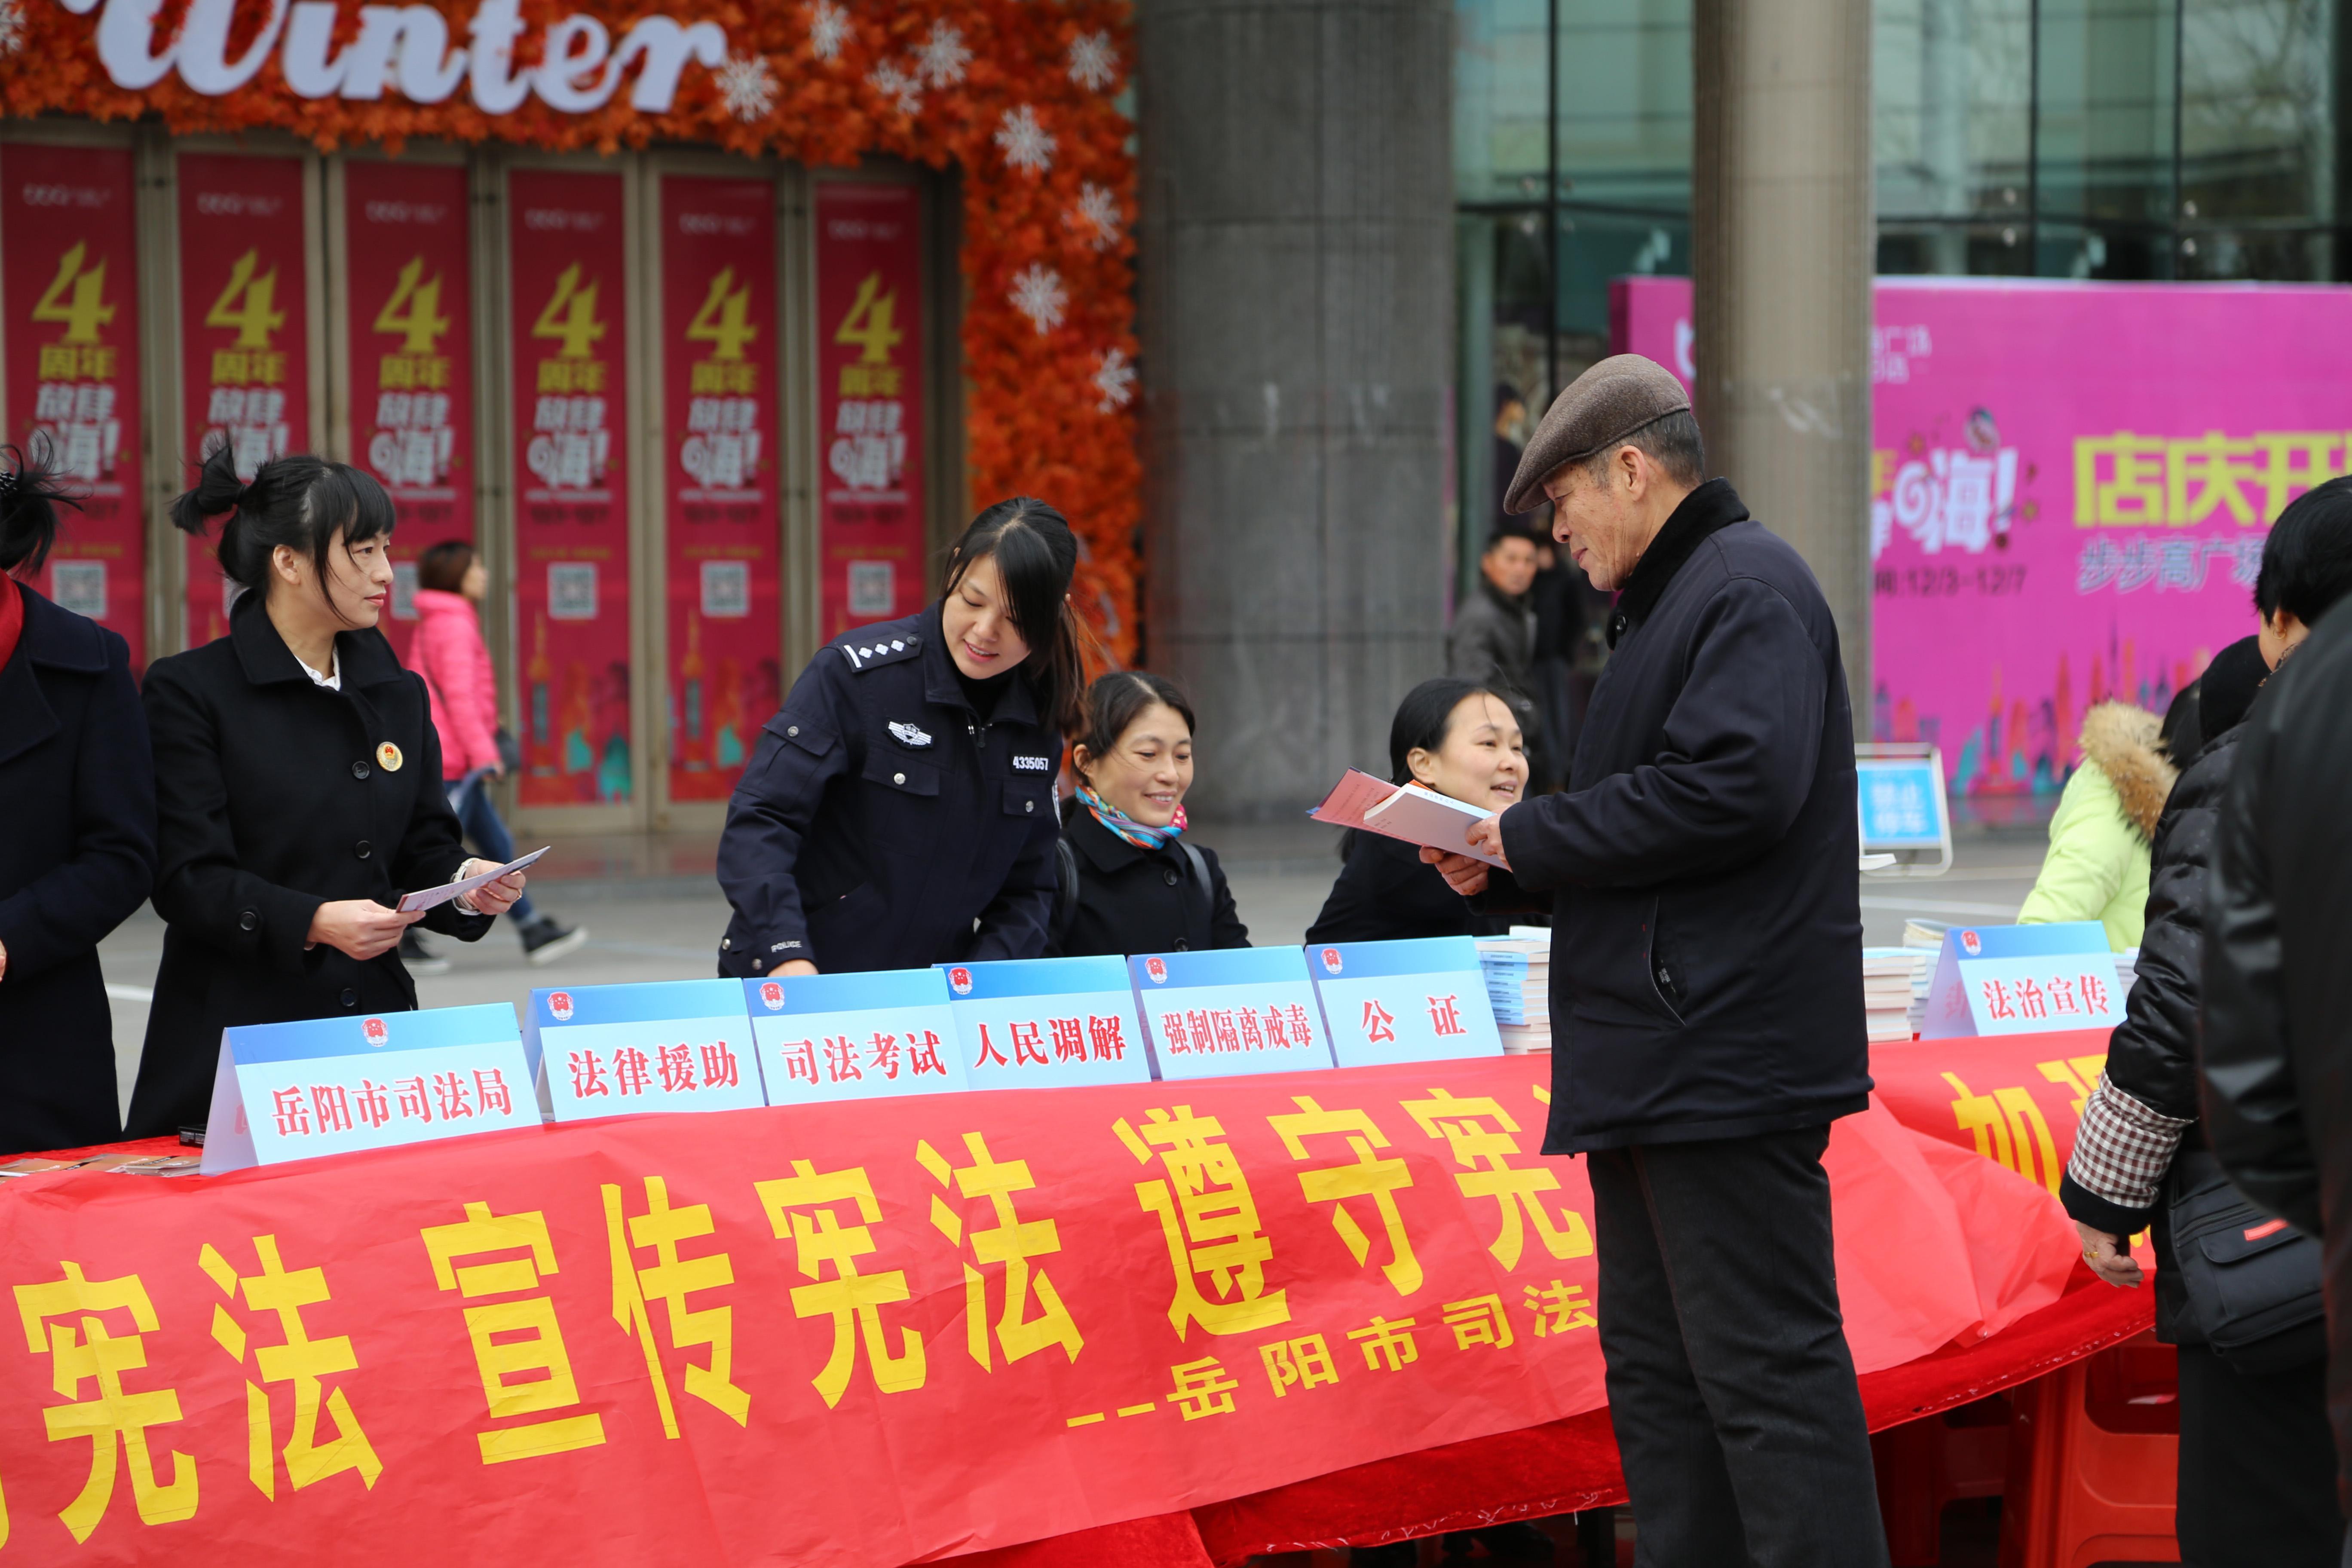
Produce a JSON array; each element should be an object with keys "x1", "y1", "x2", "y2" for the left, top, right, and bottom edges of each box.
[{"x1": 2168, "y1": 1149, "x2": 2327, "y2": 1372}]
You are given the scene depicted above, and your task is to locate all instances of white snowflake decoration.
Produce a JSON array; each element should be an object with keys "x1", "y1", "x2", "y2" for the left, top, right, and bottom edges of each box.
[
  {"x1": 869, "y1": 61, "x2": 922, "y2": 116},
  {"x1": 994, "y1": 105, "x2": 1057, "y2": 175},
  {"x1": 0, "y1": 0, "x2": 24, "y2": 57},
  {"x1": 914, "y1": 19, "x2": 972, "y2": 88},
  {"x1": 1008, "y1": 265, "x2": 1068, "y2": 335},
  {"x1": 1070, "y1": 182, "x2": 1121, "y2": 249},
  {"x1": 1067, "y1": 31, "x2": 1118, "y2": 92},
  {"x1": 807, "y1": 0, "x2": 851, "y2": 61},
  {"x1": 1093, "y1": 349, "x2": 1136, "y2": 412},
  {"x1": 716, "y1": 55, "x2": 779, "y2": 122}
]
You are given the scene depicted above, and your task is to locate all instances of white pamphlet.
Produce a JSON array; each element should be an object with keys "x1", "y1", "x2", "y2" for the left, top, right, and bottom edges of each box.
[
  {"x1": 1308, "y1": 769, "x2": 1509, "y2": 868},
  {"x1": 398, "y1": 846, "x2": 550, "y2": 914}
]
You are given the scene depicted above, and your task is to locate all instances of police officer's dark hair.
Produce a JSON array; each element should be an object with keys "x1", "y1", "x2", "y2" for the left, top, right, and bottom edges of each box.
[
  {"x1": 169, "y1": 444, "x2": 395, "y2": 620},
  {"x1": 1070, "y1": 671, "x2": 1196, "y2": 791},
  {"x1": 1387, "y1": 676, "x2": 1522, "y2": 784},
  {"x1": 2254, "y1": 475, "x2": 2352, "y2": 627},
  {"x1": 416, "y1": 539, "x2": 476, "y2": 594},
  {"x1": 0, "y1": 439, "x2": 84, "y2": 575},
  {"x1": 943, "y1": 497, "x2": 1087, "y2": 735}
]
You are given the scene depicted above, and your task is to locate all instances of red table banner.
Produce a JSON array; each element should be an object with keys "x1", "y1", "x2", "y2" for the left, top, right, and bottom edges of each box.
[
  {"x1": 0, "y1": 1055, "x2": 2077, "y2": 1568},
  {"x1": 660, "y1": 174, "x2": 780, "y2": 802},
  {"x1": 343, "y1": 160, "x2": 474, "y2": 666},
  {"x1": 178, "y1": 153, "x2": 310, "y2": 651},
  {"x1": 1869, "y1": 1029, "x2": 2115, "y2": 1199},
  {"x1": 815, "y1": 182, "x2": 927, "y2": 639},
  {"x1": 509, "y1": 169, "x2": 632, "y2": 806},
  {"x1": 1, "y1": 142, "x2": 144, "y2": 665}
]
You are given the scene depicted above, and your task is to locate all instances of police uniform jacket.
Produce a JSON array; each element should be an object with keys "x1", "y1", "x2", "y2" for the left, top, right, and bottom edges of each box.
[
  {"x1": 0, "y1": 584, "x2": 155, "y2": 1154},
  {"x1": 716, "y1": 604, "x2": 1061, "y2": 975},
  {"x1": 127, "y1": 594, "x2": 490, "y2": 1138}
]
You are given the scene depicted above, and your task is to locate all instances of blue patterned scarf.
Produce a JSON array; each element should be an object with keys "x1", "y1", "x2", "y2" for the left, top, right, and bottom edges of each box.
[{"x1": 1078, "y1": 784, "x2": 1188, "y2": 851}]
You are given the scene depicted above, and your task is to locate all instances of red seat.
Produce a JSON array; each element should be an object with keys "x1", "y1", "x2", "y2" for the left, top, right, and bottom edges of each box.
[
  {"x1": 1873, "y1": 1394, "x2": 2014, "y2": 1565},
  {"x1": 1997, "y1": 1334, "x2": 2179, "y2": 1568}
]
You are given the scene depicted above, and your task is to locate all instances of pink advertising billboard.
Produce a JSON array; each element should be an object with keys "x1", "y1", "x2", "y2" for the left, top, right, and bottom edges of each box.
[{"x1": 1612, "y1": 276, "x2": 2352, "y2": 797}]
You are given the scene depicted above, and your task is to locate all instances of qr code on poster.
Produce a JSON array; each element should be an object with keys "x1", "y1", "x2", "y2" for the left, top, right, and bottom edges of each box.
[
  {"x1": 48, "y1": 560, "x2": 106, "y2": 620},
  {"x1": 548, "y1": 562, "x2": 599, "y2": 622},
  {"x1": 701, "y1": 560, "x2": 750, "y2": 619},
  {"x1": 847, "y1": 560, "x2": 895, "y2": 618}
]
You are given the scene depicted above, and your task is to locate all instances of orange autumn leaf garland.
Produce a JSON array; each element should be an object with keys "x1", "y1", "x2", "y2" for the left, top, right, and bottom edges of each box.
[{"x1": 0, "y1": 0, "x2": 1141, "y2": 661}]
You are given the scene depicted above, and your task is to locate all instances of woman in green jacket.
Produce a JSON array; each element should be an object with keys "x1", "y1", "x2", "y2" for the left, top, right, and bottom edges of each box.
[{"x1": 2016, "y1": 700, "x2": 2175, "y2": 950}]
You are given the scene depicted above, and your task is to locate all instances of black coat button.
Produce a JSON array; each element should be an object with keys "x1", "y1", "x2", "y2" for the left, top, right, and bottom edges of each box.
[
  {"x1": 1163, "y1": 867, "x2": 1179, "y2": 886},
  {"x1": 352, "y1": 760, "x2": 371, "y2": 780},
  {"x1": 339, "y1": 988, "x2": 358, "y2": 1007},
  {"x1": 354, "y1": 840, "x2": 371, "y2": 860},
  {"x1": 238, "y1": 910, "x2": 259, "y2": 932}
]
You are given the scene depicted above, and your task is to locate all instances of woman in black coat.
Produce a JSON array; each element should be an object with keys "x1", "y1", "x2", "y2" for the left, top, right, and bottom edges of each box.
[
  {"x1": 0, "y1": 451, "x2": 155, "y2": 1154},
  {"x1": 1048, "y1": 672, "x2": 1246, "y2": 957},
  {"x1": 1306, "y1": 677, "x2": 1528, "y2": 946},
  {"x1": 126, "y1": 449, "x2": 527, "y2": 1139}
]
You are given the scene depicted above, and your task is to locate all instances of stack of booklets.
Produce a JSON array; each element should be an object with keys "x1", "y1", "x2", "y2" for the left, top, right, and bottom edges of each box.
[
  {"x1": 1862, "y1": 947, "x2": 1927, "y2": 1042},
  {"x1": 1476, "y1": 934, "x2": 1551, "y2": 1054},
  {"x1": 1900, "y1": 919, "x2": 1945, "y2": 1034}
]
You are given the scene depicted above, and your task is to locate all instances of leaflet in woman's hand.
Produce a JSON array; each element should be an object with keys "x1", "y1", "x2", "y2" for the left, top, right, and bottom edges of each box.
[
  {"x1": 398, "y1": 846, "x2": 550, "y2": 913},
  {"x1": 1308, "y1": 769, "x2": 1508, "y2": 867}
]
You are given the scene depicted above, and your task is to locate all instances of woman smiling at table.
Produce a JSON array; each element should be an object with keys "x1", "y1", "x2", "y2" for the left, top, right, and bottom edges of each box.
[{"x1": 126, "y1": 448, "x2": 526, "y2": 1139}]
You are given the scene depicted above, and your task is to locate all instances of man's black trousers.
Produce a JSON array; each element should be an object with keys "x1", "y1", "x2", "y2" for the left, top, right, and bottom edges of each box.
[{"x1": 1586, "y1": 1124, "x2": 1889, "y2": 1568}]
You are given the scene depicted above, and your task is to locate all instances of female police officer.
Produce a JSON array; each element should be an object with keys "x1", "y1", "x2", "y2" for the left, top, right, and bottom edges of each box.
[
  {"x1": 716, "y1": 498, "x2": 1085, "y2": 975},
  {"x1": 127, "y1": 447, "x2": 526, "y2": 1138}
]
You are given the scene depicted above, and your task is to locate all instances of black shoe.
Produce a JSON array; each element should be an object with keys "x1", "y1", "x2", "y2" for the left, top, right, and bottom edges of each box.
[
  {"x1": 520, "y1": 916, "x2": 589, "y2": 967},
  {"x1": 399, "y1": 930, "x2": 451, "y2": 976}
]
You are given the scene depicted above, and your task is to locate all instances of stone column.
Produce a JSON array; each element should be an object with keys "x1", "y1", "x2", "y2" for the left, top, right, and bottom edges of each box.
[
  {"x1": 1690, "y1": 0, "x2": 1875, "y2": 707},
  {"x1": 1137, "y1": 0, "x2": 1454, "y2": 819}
]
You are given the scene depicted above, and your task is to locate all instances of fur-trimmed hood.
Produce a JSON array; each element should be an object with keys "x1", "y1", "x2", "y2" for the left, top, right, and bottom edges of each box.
[{"x1": 2079, "y1": 701, "x2": 2176, "y2": 840}]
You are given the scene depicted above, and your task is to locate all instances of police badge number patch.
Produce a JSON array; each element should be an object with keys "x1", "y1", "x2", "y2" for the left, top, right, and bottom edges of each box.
[{"x1": 888, "y1": 722, "x2": 934, "y2": 749}]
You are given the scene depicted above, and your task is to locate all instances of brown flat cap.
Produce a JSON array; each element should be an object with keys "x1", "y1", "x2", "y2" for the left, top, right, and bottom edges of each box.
[{"x1": 1503, "y1": 353, "x2": 1693, "y2": 514}]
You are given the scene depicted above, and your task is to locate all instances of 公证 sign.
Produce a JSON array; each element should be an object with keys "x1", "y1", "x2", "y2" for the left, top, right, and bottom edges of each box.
[{"x1": 59, "y1": 0, "x2": 724, "y2": 114}]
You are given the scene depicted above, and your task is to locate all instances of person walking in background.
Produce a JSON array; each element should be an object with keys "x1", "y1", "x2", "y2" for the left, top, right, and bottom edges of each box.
[
  {"x1": 0, "y1": 447, "x2": 155, "y2": 1154},
  {"x1": 407, "y1": 540, "x2": 585, "y2": 969},
  {"x1": 716, "y1": 498, "x2": 1083, "y2": 977},
  {"x1": 128, "y1": 449, "x2": 527, "y2": 1139},
  {"x1": 2059, "y1": 600, "x2": 2340, "y2": 1568},
  {"x1": 1047, "y1": 671, "x2": 1246, "y2": 958},
  {"x1": 1447, "y1": 524, "x2": 1544, "y2": 775},
  {"x1": 1306, "y1": 677, "x2": 1526, "y2": 946},
  {"x1": 2015, "y1": 698, "x2": 2175, "y2": 951},
  {"x1": 1427, "y1": 355, "x2": 1888, "y2": 1568}
]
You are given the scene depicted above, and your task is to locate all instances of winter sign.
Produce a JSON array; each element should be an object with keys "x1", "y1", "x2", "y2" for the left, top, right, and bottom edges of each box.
[
  {"x1": 1307, "y1": 937, "x2": 1504, "y2": 1069},
  {"x1": 935, "y1": 956, "x2": 1152, "y2": 1091},
  {"x1": 744, "y1": 969, "x2": 968, "y2": 1106},
  {"x1": 200, "y1": 1004, "x2": 536, "y2": 1173},
  {"x1": 1127, "y1": 948, "x2": 1336, "y2": 1081},
  {"x1": 527, "y1": 980, "x2": 764, "y2": 1121}
]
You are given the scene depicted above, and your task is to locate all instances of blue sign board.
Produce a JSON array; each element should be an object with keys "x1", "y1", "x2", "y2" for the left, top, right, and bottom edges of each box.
[
  {"x1": 1128, "y1": 948, "x2": 1335, "y2": 1081},
  {"x1": 938, "y1": 956, "x2": 1153, "y2": 1090},
  {"x1": 1857, "y1": 757, "x2": 1948, "y2": 850},
  {"x1": 1920, "y1": 921, "x2": 2125, "y2": 1038},
  {"x1": 1306, "y1": 937, "x2": 1504, "y2": 1068},
  {"x1": 201, "y1": 1003, "x2": 537, "y2": 1172},
  {"x1": 744, "y1": 970, "x2": 968, "y2": 1104},
  {"x1": 528, "y1": 980, "x2": 766, "y2": 1121}
]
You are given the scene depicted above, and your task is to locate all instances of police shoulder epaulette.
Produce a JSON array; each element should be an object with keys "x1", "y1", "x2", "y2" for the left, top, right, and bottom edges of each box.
[{"x1": 837, "y1": 632, "x2": 921, "y2": 673}]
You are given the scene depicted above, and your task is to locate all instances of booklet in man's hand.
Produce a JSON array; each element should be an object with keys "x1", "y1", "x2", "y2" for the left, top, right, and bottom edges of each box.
[{"x1": 1308, "y1": 768, "x2": 1508, "y2": 868}]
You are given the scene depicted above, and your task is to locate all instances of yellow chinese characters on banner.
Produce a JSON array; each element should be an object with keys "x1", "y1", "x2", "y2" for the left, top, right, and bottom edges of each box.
[
  {"x1": 2073, "y1": 430, "x2": 2352, "y2": 527},
  {"x1": 1268, "y1": 1096, "x2": 1422, "y2": 1297},
  {"x1": 756, "y1": 1160, "x2": 928, "y2": 1408},
  {"x1": 919, "y1": 1132, "x2": 1084, "y2": 1371},
  {"x1": 603, "y1": 1176, "x2": 749, "y2": 1436},
  {"x1": 198, "y1": 1234, "x2": 381, "y2": 1498},
  {"x1": 421, "y1": 1203, "x2": 608, "y2": 1464},
  {"x1": 1117, "y1": 1106, "x2": 1292, "y2": 1339},
  {"x1": 1402, "y1": 1089, "x2": 1593, "y2": 1271}
]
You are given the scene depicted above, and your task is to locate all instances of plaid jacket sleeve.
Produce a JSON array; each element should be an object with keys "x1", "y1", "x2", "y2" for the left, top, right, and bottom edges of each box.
[{"x1": 2060, "y1": 1073, "x2": 2190, "y2": 1236}]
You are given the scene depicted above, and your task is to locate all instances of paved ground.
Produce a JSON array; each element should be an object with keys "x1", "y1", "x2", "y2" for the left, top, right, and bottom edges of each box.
[{"x1": 92, "y1": 817, "x2": 2052, "y2": 1122}]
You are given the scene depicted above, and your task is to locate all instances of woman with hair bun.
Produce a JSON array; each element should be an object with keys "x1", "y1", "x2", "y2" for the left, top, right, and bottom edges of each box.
[
  {"x1": 0, "y1": 445, "x2": 156, "y2": 1154},
  {"x1": 126, "y1": 446, "x2": 528, "y2": 1139},
  {"x1": 717, "y1": 497, "x2": 1087, "y2": 975}
]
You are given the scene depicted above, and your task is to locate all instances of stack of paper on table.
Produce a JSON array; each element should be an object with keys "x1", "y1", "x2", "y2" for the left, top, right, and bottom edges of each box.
[
  {"x1": 1862, "y1": 947, "x2": 1927, "y2": 1043},
  {"x1": 1309, "y1": 769, "x2": 1507, "y2": 867},
  {"x1": 1477, "y1": 935, "x2": 1551, "y2": 1053},
  {"x1": 1900, "y1": 919, "x2": 1945, "y2": 1033}
]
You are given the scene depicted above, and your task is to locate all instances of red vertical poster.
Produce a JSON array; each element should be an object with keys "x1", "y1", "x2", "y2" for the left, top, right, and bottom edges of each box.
[
  {"x1": 1, "y1": 144, "x2": 144, "y2": 665},
  {"x1": 343, "y1": 160, "x2": 473, "y2": 665},
  {"x1": 814, "y1": 182, "x2": 926, "y2": 639},
  {"x1": 179, "y1": 152, "x2": 310, "y2": 649},
  {"x1": 508, "y1": 169, "x2": 631, "y2": 807},
  {"x1": 660, "y1": 175, "x2": 779, "y2": 803}
]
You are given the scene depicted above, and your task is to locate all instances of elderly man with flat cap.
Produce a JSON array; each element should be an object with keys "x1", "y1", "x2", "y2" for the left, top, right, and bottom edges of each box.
[{"x1": 1427, "y1": 354, "x2": 1886, "y2": 1567}]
